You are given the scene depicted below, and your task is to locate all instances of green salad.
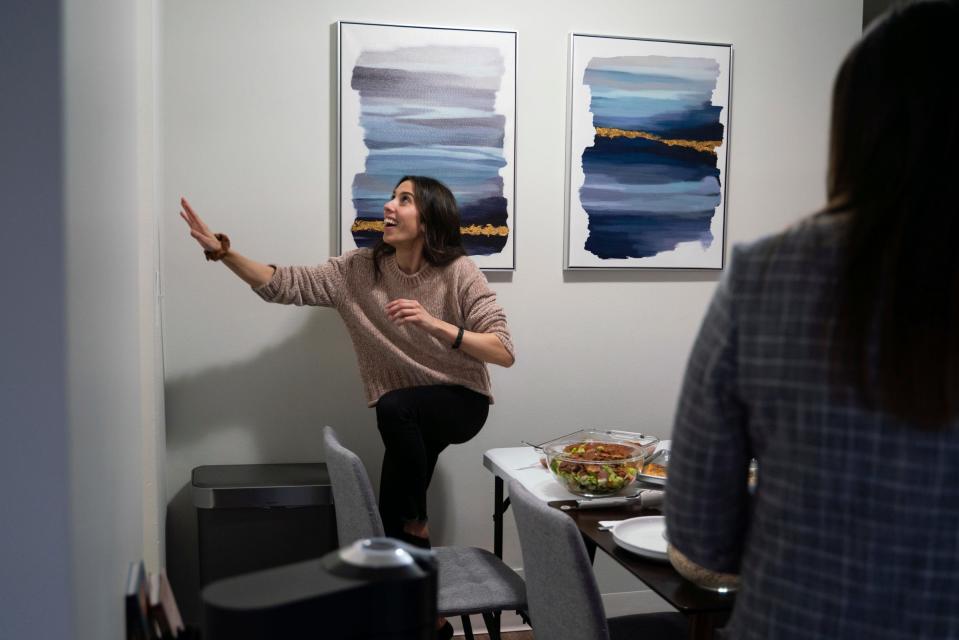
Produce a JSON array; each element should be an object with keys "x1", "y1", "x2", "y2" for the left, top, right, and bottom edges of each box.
[{"x1": 548, "y1": 441, "x2": 640, "y2": 495}]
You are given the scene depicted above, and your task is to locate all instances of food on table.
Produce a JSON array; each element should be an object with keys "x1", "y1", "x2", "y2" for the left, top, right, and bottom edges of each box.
[
  {"x1": 546, "y1": 440, "x2": 643, "y2": 496},
  {"x1": 642, "y1": 462, "x2": 667, "y2": 478}
]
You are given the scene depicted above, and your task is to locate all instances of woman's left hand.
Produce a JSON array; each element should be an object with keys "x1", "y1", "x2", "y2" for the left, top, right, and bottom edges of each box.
[
  {"x1": 386, "y1": 298, "x2": 513, "y2": 366},
  {"x1": 386, "y1": 299, "x2": 439, "y2": 333}
]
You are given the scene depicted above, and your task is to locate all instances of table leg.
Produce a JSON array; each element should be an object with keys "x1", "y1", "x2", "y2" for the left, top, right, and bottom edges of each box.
[
  {"x1": 493, "y1": 476, "x2": 505, "y2": 558},
  {"x1": 582, "y1": 534, "x2": 597, "y2": 564}
]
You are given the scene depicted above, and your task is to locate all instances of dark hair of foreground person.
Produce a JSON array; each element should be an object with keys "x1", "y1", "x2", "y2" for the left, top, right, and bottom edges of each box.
[{"x1": 826, "y1": 0, "x2": 959, "y2": 428}]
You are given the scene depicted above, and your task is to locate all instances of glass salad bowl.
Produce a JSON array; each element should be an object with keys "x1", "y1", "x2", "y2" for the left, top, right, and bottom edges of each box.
[{"x1": 543, "y1": 431, "x2": 648, "y2": 497}]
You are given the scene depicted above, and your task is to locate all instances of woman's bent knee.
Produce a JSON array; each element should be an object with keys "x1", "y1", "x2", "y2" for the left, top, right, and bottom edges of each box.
[{"x1": 375, "y1": 388, "x2": 418, "y2": 428}]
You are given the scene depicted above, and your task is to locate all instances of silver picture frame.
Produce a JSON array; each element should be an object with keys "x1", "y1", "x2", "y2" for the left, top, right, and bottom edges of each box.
[
  {"x1": 564, "y1": 33, "x2": 733, "y2": 270},
  {"x1": 337, "y1": 21, "x2": 518, "y2": 271}
]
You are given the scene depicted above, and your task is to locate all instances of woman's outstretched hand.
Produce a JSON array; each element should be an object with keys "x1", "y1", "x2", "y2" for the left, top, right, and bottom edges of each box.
[
  {"x1": 178, "y1": 197, "x2": 273, "y2": 285},
  {"x1": 180, "y1": 197, "x2": 223, "y2": 254},
  {"x1": 386, "y1": 299, "x2": 438, "y2": 332}
]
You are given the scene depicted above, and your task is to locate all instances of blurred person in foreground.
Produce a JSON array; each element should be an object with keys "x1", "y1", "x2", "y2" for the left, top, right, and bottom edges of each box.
[{"x1": 665, "y1": 2, "x2": 959, "y2": 638}]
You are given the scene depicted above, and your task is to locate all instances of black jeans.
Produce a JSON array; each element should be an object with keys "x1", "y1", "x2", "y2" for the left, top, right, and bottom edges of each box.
[{"x1": 375, "y1": 384, "x2": 490, "y2": 543}]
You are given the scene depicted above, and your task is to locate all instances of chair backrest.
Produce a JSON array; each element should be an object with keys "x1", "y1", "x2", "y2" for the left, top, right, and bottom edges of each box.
[
  {"x1": 323, "y1": 426, "x2": 385, "y2": 545},
  {"x1": 509, "y1": 480, "x2": 611, "y2": 640}
]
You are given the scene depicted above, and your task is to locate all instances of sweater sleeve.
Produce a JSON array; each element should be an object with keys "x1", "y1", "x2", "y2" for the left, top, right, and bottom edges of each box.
[
  {"x1": 252, "y1": 253, "x2": 350, "y2": 308},
  {"x1": 458, "y1": 261, "x2": 515, "y2": 360}
]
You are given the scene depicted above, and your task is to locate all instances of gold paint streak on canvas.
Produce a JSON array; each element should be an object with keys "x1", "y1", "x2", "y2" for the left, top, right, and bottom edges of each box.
[
  {"x1": 352, "y1": 220, "x2": 386, "y2": 232},
  {"x1": 462, "y1": 224, "x2": 510, "y2": 237},
  {"x1": 351, "y1": 220, "x2": 509, "y2": 237},
  {"x1": 594, "y1": 127, "x2": 721, "y2": 154}
]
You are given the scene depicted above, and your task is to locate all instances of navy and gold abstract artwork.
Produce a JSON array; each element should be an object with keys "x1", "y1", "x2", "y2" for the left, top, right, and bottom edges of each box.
[
  {"x1": 566, "y1": 35, "x2": 731, "y2": 269},
  {"x1": 339, "y1": 23, "x2": 516, "y2": 269}
]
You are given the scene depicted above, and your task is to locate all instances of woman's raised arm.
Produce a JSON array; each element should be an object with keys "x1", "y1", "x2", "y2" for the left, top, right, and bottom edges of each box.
[{"x1": 180, "y1": 197, "x2": 275, "y2": 287}]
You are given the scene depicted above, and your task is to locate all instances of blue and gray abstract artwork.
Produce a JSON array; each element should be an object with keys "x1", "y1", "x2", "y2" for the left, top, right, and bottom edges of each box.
[
  {"x1": 349, "y1": 46, "x2": 509, "y2": 255},
  {"x1": 580, "y1": 55, "x2": 724, "y2": 259}
]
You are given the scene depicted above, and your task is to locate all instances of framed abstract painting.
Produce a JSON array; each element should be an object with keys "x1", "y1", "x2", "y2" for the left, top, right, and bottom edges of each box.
[
  {"x1": 564, "y1": 34, "x2": 732, "y2": 270},
  {"x1": 338, "y1": 21, "x2": 517, "y2": 270}
]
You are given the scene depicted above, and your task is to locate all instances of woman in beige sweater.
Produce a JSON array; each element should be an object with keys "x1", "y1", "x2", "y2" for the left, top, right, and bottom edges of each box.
[{"x1": 181, "y1": 176, "x2": 514, "y2": 563}]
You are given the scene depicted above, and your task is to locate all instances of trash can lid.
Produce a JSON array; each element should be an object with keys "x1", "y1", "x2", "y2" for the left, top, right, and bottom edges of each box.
[{"x1": 192, "y1": 463, "x2": 333, "y2": 509}]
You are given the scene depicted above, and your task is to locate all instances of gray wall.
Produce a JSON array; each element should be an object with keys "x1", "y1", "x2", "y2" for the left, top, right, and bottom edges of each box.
[
  {"x1": 160, "y1": 0, "x2": 863, "y2": 624},
  {"x1": 1, "y1": 1, "x2": 73, "y2": 637}
]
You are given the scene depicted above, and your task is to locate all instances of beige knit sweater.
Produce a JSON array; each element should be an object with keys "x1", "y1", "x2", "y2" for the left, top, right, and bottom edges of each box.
[{"x1": 254, "y1": 248, "x2": 513, "y2": 406}]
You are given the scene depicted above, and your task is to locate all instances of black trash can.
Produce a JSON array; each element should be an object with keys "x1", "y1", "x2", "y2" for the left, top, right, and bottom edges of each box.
[
  {"x1": 202, "y1": 539, "x2": 438, "y2": 640},
  {"x1": 192, "y1": 463, "x2": 338, "y2": 587}
]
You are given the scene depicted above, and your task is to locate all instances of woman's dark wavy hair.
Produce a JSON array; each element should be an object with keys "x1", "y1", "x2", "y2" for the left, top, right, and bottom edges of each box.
[
  {"x1": 827, "y1": 0, "x2": 959, "y2": 428},
  {"x1": 372, "y1": 176, "x2": 466, "y2": 278}
]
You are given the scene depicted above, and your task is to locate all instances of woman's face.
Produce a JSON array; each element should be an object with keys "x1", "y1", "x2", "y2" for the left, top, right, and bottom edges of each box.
[{"x1": 382, "y1": 180, "x2": 424, "y2": 248}]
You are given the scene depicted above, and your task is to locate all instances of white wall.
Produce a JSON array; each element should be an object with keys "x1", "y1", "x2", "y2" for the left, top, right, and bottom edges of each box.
[
  {"x1": 63, "y1": 0, "x2": 165, "y2": 637},
  {"x1": 160, "y1": 0, "x2": 862, "y2": 623},
  {"x1": 136, "y1": 0, "x2": 167, "y2": 575}
]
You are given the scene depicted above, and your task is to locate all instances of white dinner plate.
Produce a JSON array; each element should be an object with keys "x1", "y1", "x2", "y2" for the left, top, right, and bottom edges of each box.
[{"x1": 611, "y1": 516, "x2": 669, "y2": 562}]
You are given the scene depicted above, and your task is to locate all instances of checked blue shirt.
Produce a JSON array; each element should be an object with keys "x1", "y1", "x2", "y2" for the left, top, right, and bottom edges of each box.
[{"x1": 666, "y1": 213, "x2": 959, "y2": 640}]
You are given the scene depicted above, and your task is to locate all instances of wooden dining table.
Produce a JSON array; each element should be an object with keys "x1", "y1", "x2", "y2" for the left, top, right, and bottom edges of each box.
[{"x1": 483, "y1": 447, "x2": 734, "y2": 640}]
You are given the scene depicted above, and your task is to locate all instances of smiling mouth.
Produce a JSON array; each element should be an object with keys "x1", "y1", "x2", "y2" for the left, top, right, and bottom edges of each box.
[{"x1": 384, "y1": 217, "x2": 398, "y2": 228}]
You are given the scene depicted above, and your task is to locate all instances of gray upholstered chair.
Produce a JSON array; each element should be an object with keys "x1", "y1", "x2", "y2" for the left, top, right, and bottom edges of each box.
[
  {"x1": 509, "y1": 479, "x2": 689, "y2": 640},
  {"x1": 323, "y1": 426, "x2": 526, "y2": 640}
]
